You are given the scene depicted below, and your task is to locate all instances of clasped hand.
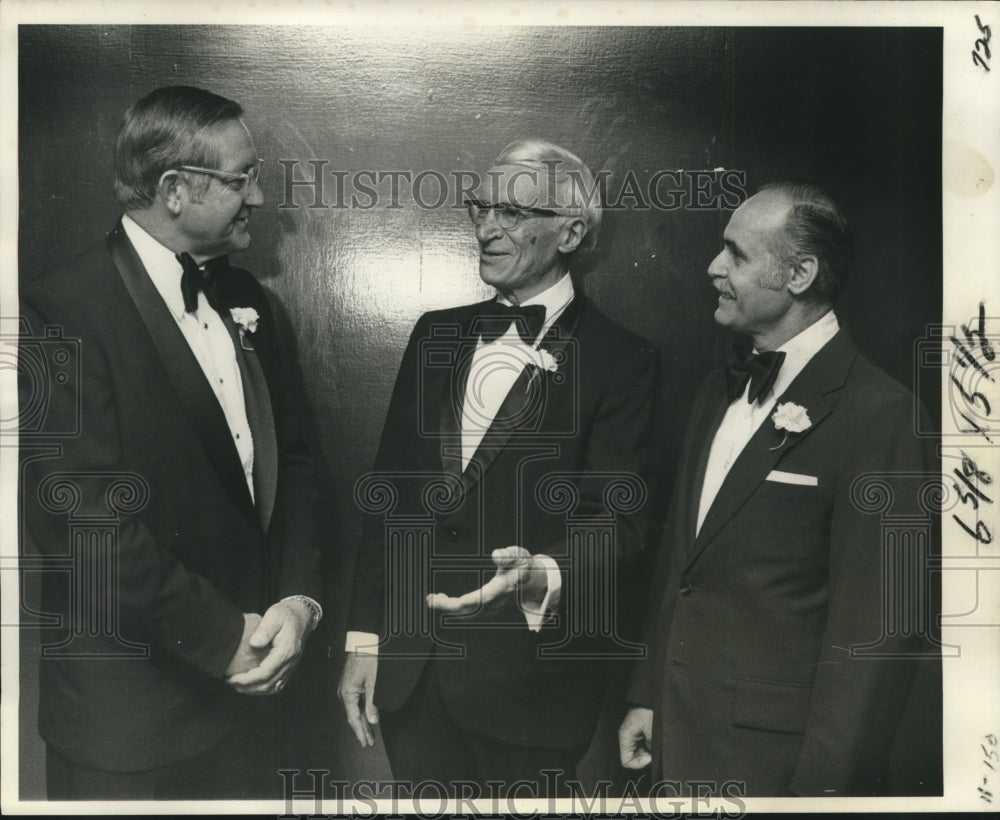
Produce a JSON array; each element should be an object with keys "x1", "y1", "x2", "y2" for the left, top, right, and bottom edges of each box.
[
  {"x1": 425, "y1": 545, "x2": 548, "y2": 615},
  {"x1": 618, "y1": 707, "x2": 654, "y2": 769},
  {"x1": 224, "y1": 599, "x2": 313, "y2": 695}
]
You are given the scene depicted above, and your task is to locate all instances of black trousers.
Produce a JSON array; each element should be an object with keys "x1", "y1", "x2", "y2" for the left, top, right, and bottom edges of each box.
[
  {"x1": 379, "y1": 657, "x2": 585, "y2": 798},
  {"x1": 46, "y1": 699, "x2": 279, "y2": 800}
]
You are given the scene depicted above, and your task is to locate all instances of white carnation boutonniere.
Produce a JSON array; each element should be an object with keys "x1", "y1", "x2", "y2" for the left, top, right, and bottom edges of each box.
[
  {"x1": 770, "y1": 401, "x2": 811, "y2": 451},
  {"x1": 230, "y1": 307, "x2": 259, "y2": 350},
  {"x1": 525, "y1": 346, "x2": 560, "y2": 390}
]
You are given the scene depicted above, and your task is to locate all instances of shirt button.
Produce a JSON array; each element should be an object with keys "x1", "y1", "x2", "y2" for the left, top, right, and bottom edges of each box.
[
  {"x1": 235, "y1": 434, "x2": 240, "y2": 439},
  {"x1": 203, "y1": 323, "x2": 208, "y2": 329}
]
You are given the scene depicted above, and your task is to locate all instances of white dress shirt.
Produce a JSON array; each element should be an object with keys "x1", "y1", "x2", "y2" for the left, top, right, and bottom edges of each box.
[
  {"x1": 122, "y1": 216, "x2": 255, "y2": 500},
  {"x1": 696, "y1": 310, "x2": 840, "y2": 535},
  {"x1": 345, "y1": 275, "x2": 573, "y2": 654},
  {"x1": 459, "y1": 272, "x2": 574, "y2": 469}
]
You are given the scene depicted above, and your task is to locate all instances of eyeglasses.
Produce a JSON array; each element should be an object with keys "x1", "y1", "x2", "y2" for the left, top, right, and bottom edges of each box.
[
  {"x1": 465, "y1": 199, "x2": 566, "y2": 230},
  {"x1": 177, "y1": 159, "x2": 263, "y2": 196}
]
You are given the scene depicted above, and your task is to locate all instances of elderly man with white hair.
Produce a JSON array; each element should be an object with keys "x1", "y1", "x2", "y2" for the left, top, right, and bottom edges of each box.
[{"x1": 338, "y1": 139, "x2": 661, "y2": 793}]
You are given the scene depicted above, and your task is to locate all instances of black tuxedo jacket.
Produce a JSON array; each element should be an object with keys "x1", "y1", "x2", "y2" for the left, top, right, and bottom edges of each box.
[
  {"x1": 348, "y1": 294, "x2": 661, "y2": 749},
  {"x1": 628, "y1": 330, "x2": 938, "y2": 796},
  {"x1": 20, "y1": 221, "x2": 320, "y2": 772}
]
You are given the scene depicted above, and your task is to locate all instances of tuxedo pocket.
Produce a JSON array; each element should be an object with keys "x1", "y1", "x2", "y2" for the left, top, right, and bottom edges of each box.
[
  {"x1": 732, "y1": 676, "x2": 813, "y2": 734},
  {"x1": 766, "y1": 469, "x2": 818, "y2": 486},
  {"x1": 753, "y1": 479, "x2": 821, "y2": 503}
]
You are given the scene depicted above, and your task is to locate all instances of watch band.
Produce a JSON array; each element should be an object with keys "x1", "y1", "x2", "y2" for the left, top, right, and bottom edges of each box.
[{"x1": 280, "y1": 595, "x2": 323, "y2": 631}]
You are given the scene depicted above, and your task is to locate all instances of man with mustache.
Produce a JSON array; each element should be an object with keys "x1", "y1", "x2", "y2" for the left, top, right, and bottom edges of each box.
[
  {"x1": 339, "y1": 139, "x2": 660, "y2": 793},
  {"x1": 619, "y1": 183, "x2": 938, "y2": 796},
  {"x1": 20, "y1": 86, "x2": 322, "y2": 799}
]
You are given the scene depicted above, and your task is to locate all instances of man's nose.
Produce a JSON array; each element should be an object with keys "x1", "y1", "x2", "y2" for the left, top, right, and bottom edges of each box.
[
  {"x1": 707, "y1": 251, "x2": 726, "y2": 279},
  {"x1": 244, "y1": 176, "x2": 264, "y2": 207},
  {"x1": 475, "y1": 208, "x2": 504, "y2": 242}
]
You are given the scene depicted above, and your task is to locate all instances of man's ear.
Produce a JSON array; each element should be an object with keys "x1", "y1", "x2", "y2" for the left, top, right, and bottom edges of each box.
[
  {"x1": 558, "y1": 217, "x2": 588, "y2": 255},
  {"x1": 786, "y1": 254, "x2": 819, "y2": 296},
  {"x1": 156, "y1": 170, "x2": 184, "y2": 215}
]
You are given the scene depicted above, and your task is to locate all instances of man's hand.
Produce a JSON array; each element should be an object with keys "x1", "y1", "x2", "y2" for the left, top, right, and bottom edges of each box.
[
  {"x1": 425, "y1": 545, "x2": 548, "y2": 615},
  {"x1": 224, "y1": 613, "x2": 266, "y2": 677},
  {"x1": 619, "y1": 707, "x2": 654, "y2": 769},
  {"x1": 337, "y1": 653, "x2": 379, "y2": 748},
  {"x1": 226, "y1": 599, "x2": 312, "y2": 695}
]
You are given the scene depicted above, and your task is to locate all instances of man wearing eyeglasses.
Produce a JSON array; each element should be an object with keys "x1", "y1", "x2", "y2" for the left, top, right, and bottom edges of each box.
[
  {"x1": 338, "y1": 139, "x2": 660, "y2": 793},
  {"x1": 20, "y1": 86, "x2": 321, "y2": 799}
]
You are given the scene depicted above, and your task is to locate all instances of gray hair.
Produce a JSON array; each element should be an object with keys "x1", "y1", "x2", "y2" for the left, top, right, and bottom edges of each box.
[
  {"x1": 492, "y1": 138, "x2": 602, "y2": 252},
  {"x1": 760, "y1": 181, "x2": 853, "y2": 302}
]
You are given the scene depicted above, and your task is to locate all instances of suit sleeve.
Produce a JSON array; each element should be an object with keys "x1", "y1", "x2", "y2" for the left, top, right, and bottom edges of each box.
[
  {"x1": 252, "y1": 284, "x2": 321, "y2": 604},
  {"x1": 20, "y1": 289, "x2": 245, "y2": 678},
  {"x1": 626, "y1": 376, "x2": 714, "y2": 708},
  {"x1": 346, "y1": 315, "x2": 431, "y2": 635},
  {"x1": 538, "y1": 339, "x2": 662, "y2": 630},
  {"x1": 790, "y1": 388, "x2": 936, "y2": 795}
]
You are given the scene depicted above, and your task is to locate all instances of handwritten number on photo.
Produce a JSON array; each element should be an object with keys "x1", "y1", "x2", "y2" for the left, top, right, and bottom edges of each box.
[
  {"x1": 952, "y1": 451, "x2": 994, "y2": 545},
  {"x1": 982, "y1": 735, "x2": 998, "y2": 802},
  {"x1": 951, "y1": 303, "x2": 995, "y2": 445},
  {"x1": 973, "y1": 15, "x2": 992, "y2": 71}
]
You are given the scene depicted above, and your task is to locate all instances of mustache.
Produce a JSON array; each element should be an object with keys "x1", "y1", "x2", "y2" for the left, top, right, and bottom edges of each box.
[{"x1": 713, "y1": 283, "x2": 735, "y2": 298}]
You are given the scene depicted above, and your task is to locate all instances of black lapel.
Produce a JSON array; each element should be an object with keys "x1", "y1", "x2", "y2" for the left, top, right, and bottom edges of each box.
[
  {"x1": 222, "y1": 313, "x2": 278, "y2": 532},
  {"x1": 455, "y1": 295, "x2": 584, "y2": 495},
  {"x1": 106, "y1": 221, "x2": 257, "y2": 526},
  {"x1": 536, "y1": 293, "x2": 584, "y2": 362},
  {"x1": 685, "y1": 330, "x2": 857, "y2": 570},
  {"x1": 437, "y1": 306, "x2": 483, "y2": 482}
]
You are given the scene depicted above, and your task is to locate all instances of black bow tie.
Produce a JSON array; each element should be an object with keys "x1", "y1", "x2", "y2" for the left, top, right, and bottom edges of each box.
[
  {"x1": 475, "y1": 302, "x2": 547, "y2": 345},
  {"x1": 176, "y1": 252, "x2": 227, "y2": 314},
  {"x1": 727, "y1": 349, "x2": 786, "y2": 404}
]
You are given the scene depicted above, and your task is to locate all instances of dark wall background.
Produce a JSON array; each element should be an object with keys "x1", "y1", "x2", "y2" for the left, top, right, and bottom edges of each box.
[{"x1": 18, "y1": 25, "x2": 942, "y2": 797}]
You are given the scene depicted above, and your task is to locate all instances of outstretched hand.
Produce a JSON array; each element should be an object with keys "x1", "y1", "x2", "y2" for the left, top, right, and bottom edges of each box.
[{"x1": 425, "y1": 545, "x2": 548, "y2": 615}]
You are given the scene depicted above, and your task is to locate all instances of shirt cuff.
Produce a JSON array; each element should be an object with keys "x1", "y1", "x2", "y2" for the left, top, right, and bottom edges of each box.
[
  {"x1": 279, "y1": 595, "x2": 323, "y2": 631},
  {"x1": 520, "y1": 553, "x2": 562, "y2": 632},
  {"x1": 345, "y1": 630, "x2": 380, "y2": 655}
]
